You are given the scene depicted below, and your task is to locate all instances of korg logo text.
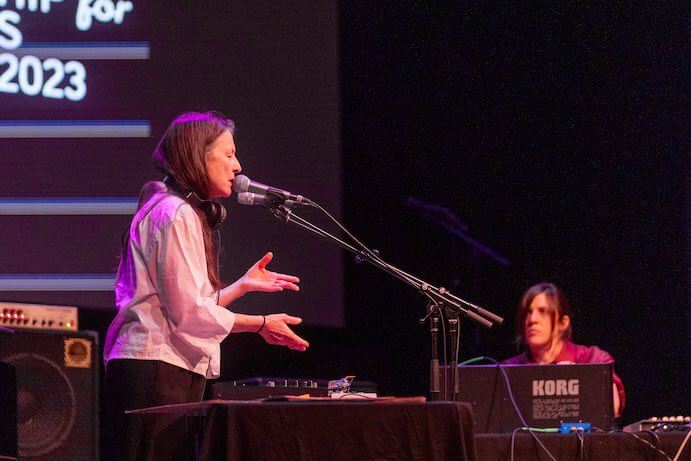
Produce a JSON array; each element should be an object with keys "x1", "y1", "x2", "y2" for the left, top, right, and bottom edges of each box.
[{"x1": 532, "y1": 379, "x2": 579, "y2": 396}]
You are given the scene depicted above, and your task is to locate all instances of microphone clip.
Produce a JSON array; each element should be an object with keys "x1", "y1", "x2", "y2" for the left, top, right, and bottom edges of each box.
[
  {"x1": 266, "y1": 189, "x2": 291, "y2": 204},
  {"x1": 270, "y1": 204, "x2": 292, "y2": 223}
]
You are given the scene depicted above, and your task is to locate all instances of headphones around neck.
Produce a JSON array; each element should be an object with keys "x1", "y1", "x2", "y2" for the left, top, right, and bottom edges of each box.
[{"x1": 163, "y1": 175, "x2": 227, "y2": 231}]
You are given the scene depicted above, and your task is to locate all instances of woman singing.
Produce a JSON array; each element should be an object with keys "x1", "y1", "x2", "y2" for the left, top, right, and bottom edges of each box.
[{"x1": 103, "y1": 111, "x2": 309, "y2": 460}]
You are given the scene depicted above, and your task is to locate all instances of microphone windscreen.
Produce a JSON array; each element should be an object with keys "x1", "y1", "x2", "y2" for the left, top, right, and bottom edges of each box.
[
  {"x1": 236, "y1": 192, "x2": 256, "y2": 205},
  {"x1": 233, "y1": 175, "x2": 251, "y2": 193}
]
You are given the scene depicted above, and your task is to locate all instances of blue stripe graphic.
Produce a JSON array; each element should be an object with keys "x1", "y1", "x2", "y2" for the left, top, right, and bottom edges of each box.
[
  {"x1": 0, "y1": 275, "x2": 115, "y2": 291},
  {"x1": 0, "y1": 197, "x2": 138, "y2": 215}
]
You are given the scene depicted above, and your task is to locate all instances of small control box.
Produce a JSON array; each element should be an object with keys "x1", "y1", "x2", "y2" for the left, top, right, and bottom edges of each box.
[{"x1": 560, "y1": 422, "x2": 591, "y2": 434}]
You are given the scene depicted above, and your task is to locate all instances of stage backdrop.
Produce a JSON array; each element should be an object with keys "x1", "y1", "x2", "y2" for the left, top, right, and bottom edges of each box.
[{"x1": 0, "y1": 1, "x2": 344, "y2": 327}]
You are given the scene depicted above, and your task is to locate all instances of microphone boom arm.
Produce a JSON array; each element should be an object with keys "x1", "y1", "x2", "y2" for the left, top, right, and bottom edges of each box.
[{"x1": 269, "y1": 204, "x2": 503, "y2": 328}]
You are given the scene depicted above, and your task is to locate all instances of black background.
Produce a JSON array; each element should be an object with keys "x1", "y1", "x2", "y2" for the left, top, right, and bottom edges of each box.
[{"x1": 216, "y1": 1, "x2": 688, "y2": 427}]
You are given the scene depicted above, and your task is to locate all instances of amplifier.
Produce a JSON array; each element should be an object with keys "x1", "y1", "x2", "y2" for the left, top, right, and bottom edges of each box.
[
  {"x1": 0, "y1": 302, "x2": 77, "y2": 331},
  {"x1": 212, "y1": 380, "x2": 328, "y2": 400},
  {"x1": 0, "y1": 362, "x2": 17, "y2": 459},
  {"x1": 0, "y1": 329, "x2": 99, "y2": 460}
]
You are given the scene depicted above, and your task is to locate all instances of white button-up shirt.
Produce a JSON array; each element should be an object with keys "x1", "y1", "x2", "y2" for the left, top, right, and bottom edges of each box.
[{"x1": 104, "y1": 182, "x2": 235, "y2": 378}]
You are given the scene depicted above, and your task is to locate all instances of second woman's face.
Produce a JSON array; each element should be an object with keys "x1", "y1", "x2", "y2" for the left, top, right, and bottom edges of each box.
[
  {"x1": 205, "y1": 130, "x2": 242, "y2": 199},
  {"x1": 524, "y1": 292, "x2": 554, "y2": 350}
]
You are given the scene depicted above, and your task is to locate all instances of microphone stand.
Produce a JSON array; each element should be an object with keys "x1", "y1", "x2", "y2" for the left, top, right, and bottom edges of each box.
[
  {"x1": 420, "y1": 301, "x2": 442, "y2": 401},
  {"x1": 446, "y1": 306, "x2": 460, "y2": 401},
  {"x1": 267, "y1": 202, "x2": 504, "y2": 400}
]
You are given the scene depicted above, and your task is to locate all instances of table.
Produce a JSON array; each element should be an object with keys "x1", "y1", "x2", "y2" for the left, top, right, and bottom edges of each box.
[
  {"x1": 130, "y1": 399, "x2": 476, "y2": 461},
  {"x1": 130, "y1": 399, "x2": 691, "y2": 460},
  {"x1": 475, "y1": 431, "x2": 690, "y2": 461}
]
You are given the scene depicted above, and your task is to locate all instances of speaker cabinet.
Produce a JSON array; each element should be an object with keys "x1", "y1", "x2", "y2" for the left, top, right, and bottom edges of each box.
[
  {"x1": 0, "y1": 330, "x2": 99, "y2": 461},
  {"x1": 0, "y1": 361, "x2": 17, "y2": 459}
]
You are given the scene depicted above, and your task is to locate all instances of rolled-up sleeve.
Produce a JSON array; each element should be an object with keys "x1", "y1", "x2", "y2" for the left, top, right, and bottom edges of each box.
[{"x1": 155, "y1": 206, "x2": 235, "y2": 358}]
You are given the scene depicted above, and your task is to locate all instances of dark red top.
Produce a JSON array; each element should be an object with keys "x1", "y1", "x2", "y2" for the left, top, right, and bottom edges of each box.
[{"x1": 504, "y1": 340, "x2": 626, "y2": 413}]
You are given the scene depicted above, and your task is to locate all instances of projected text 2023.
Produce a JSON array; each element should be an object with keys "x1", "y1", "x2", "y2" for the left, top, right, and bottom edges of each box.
[{"x1": 0, "y1": 0, "x2": 134, "y2": 102}]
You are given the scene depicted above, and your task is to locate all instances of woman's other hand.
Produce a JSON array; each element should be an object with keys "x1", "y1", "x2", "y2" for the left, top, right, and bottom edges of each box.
[{"x1": 259, "y1": 313, "x2": 309, "y2": 352}]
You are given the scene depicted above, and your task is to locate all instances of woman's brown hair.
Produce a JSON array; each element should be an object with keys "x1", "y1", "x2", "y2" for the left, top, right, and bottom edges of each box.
[
  {"x1": 152, "y1": 111, "x2": 235, "y2": 290},
  {"x1": 122, "y1": 111, "x2": 235, "y2": 291}
]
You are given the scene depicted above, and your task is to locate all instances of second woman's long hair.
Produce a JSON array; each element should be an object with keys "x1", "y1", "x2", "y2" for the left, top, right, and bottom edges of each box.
[{"x1": 515, "y1": 282, "x2": 573, "y2": 350}]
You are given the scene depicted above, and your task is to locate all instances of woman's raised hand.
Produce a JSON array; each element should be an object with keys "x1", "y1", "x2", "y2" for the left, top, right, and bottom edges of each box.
[{"x1": 240, "y1": 252, "x2": 300, "y2": 294}]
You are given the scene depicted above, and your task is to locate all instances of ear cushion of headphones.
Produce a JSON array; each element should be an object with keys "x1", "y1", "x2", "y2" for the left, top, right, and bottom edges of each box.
[
  {"x1": 197, "y1": 198, "x2": 227, "y2": 231},
  {"x1": 163, "y1": 176, "x2": 227, "y2": 230}
]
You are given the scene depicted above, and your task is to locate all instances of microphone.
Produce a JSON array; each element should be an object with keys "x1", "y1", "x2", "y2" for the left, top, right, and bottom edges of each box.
[
  {"x1": 236, "y1": 192, "x2": 305, "y2": 208},
  {"x1": 232, "y1": 175, "x2": 307, "y2": 204}
]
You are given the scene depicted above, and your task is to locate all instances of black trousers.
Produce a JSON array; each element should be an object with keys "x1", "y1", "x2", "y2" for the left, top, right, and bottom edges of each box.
[{"x1": 104, "y1": 359, "x2": 206, "y2": 461}]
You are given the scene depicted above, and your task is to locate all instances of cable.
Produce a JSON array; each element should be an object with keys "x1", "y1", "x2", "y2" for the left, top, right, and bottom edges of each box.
[
  {"x1": 582, "y1": 429, "x2": 590, "y2": 461},
  {"x1": 307, "y1": 201, "x2": 429, "y2": 291},
  {"x1": 643, "y1": 429, "x2": 662, "y2": 459},
  {"x1": 672, "y1": 427, "x2": 691, "y2": 461},
  {"x1": 309, "y1": 200, "x2": 492, "y2": 323},
  {"x1": 284, "y1": 202, "x2": 484, "y2": 402},
  {"x1": 308, "y1": 201, "x2": 383, "y2": 265},
  {"x1": 510, "y1": 427, "x2": 521, "y2": 461},
  {"x1": 575, "y1": 430, "x2": 585, "y2": 461},
  {"x1": 461, "y1": 356, "x2": 558, "y2": 461},
  {"x1": 289, "y1": 204, "x2": 443, "y2": 310},
  {"x1": 510, "y1": 427, "x2": 559, "y2": 461},
  {"x1": 452, "y1": 312, "x2": 461, "y2": 400},
  {"x1": 437, "y1": 306, "x2": 447, "y2": 366},
  {"x1": 214, "y1": 228, "x2": 222, "y2": 272},
  {"x1": 616, "y1": 430, "x2": 673, "y2": 461},
  {"x1": 309, "y1": 200, "x2": 438, "y2": 293}
]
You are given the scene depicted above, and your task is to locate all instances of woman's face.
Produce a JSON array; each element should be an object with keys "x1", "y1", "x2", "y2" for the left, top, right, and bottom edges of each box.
[
  {"x1": 205, "y1": 130, "x2": 241, "y2": 199},
  {"x1": 524, "y1": 292, "x2": 556, "y2": 350}
]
